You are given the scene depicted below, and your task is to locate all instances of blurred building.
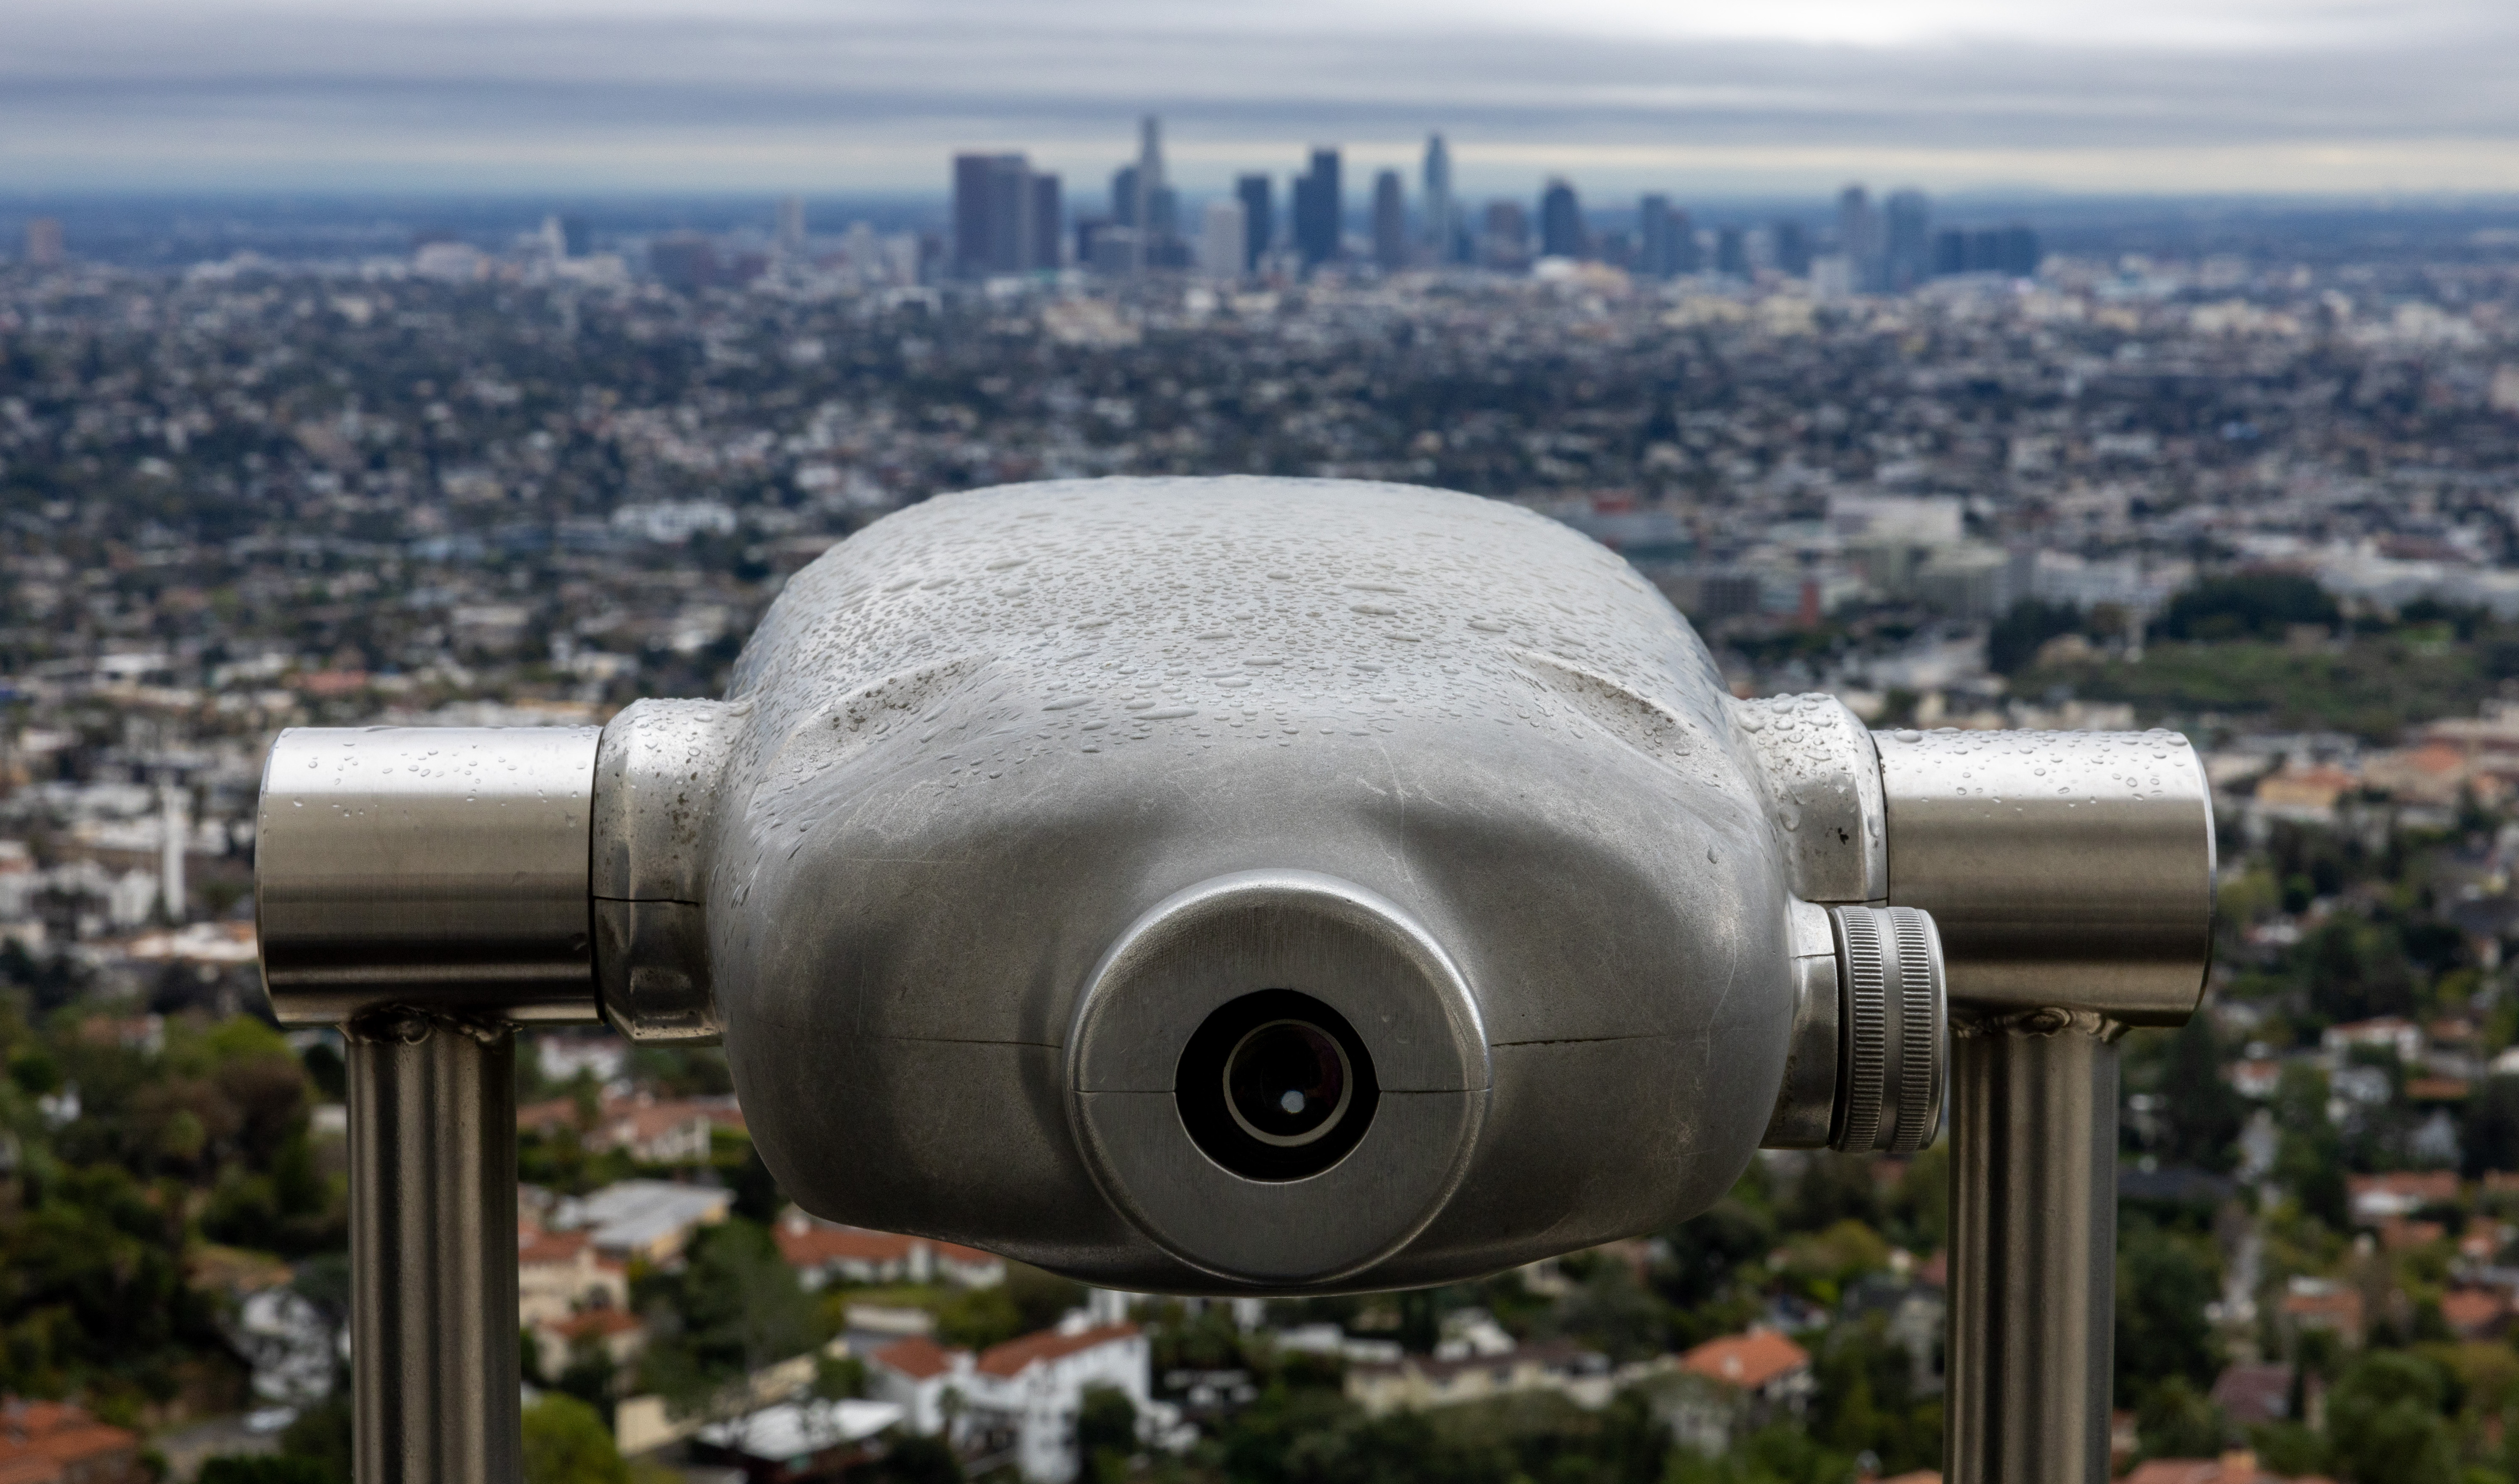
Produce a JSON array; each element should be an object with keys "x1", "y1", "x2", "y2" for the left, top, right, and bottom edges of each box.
[
  {"x1": 1293, "y1": 147, "x2": 1343, "y2": 268},
  {"x1": 23, "y1": 218, "x2": 63, "y2": 268},
  {"x1": 1422, "y1": 133, "x2": 1457, "y2": 264},
  {"x1": 1539, "y1": 179, "x2": 1586, "y2": 259},
  {"x1": 1235, "y1": 174, "x2": 1273, "y2": 271},
  {"x1": 1372, "y1": 171, "x2": 1406, "y2": 270}
]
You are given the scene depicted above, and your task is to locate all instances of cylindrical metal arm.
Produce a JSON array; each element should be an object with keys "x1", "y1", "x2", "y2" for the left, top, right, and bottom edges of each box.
[
  {"x1": 349, "y1": 1012, "x2": 523, "y2": 1484},
  {"x1": 1876, "y1": 728, "x2": 2213, "y2": 1024},
  {"x1": 257, "y1": 727, "x2": 603, "y2": 1025},
  {"x1": 1944, "y1": 1012, "x2": 2119, "y2": 1484}
]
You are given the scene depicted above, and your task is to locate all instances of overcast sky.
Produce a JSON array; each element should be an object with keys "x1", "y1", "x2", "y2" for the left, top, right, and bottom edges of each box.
[{"x1": 6, "y1": 0, "x2": 2517, "y2": 197}]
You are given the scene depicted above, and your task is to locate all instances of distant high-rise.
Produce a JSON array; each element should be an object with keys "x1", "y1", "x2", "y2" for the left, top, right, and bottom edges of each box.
[
  {"x1": 1422, "y1": 134, "x2": 1455, "y2": 263},
  {"x1": 1293, "y1": 148, "x2": 1343, "y2": 269},
  {"x1": 24, "y1": 217, "x2": 64, "y2": 268},
  {"x1": 1030, "y1": 174, "x2": 1063, "y2": 271},
  {"x1": 953, "y1": 152, "x2": 1044, "y2": 277},
  {"x1": 1111, "y1": 165, "x2": 1140, "y2": 230},
  {"x1": 557, "y1": 214, "x2": 591, "y2": 258},
  {"x1": 1135, "y1": 116, "x2": 1166, "y2": 235},
  {"x1": 1235, "y1": 174, "x2": 1274, "y2": 271},
  {"x1": 1538, "y1": 179, "x2": 1585, "y2": 259},
  {"x1": 1837, "y1": 185, "x2": 1880, "y2": 291},
  {"x1": 1771, "y1": 220, "x2": 1810, "y2": 277},
  {"x1": 776, "y1": 195, "x2": 806, "y2": 256},
  {"x1": 1481, "y1": 200, "x2": 1528, "y2": 270},
  {"x1": 1200, "y1": 198, "x2": 1248, "y2": 280},
  {"x1": 1884, "y1": 189, "x2": 1930, "y2": 291},
  {"x1": 1372, "y1": 171, "x2": 1407, "y2": 270},
  {"x1": 1715, "y1": 226, "x2": 1748, "y2": 277}
]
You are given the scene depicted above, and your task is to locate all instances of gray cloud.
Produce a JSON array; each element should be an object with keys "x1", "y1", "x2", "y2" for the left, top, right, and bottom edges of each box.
[{"x1": 3, "y1": 3, "x2": 2516, "y2": 191}]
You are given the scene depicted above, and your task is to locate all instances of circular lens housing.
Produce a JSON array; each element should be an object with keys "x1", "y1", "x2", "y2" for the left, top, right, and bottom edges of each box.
[{"x1": 1177, "y1": 990, "x2": 1378, "y2": 1180}]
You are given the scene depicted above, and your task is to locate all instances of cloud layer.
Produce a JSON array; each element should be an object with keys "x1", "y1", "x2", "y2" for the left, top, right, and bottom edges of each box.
[{"x1": 6, "y1": 1, "x2": 2517, "y2": 193}]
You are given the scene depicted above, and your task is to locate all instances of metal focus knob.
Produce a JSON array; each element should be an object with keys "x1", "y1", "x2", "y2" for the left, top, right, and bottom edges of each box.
[{"x1": 1831, "y1": 905, "x2": 1946, "y2": 1155}]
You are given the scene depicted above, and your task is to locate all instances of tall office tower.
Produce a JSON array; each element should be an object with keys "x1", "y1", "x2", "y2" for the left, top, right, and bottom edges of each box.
[
  {"x1": 1481, "y1": 200, "x2": 1528, "y2": 270},
  {"x1": 1932, "y1": 228, "x2": 1967, "y2": 277},
  {"x1": 952, "y1": 152, "x2": 1035, "y2": 278},
  {"x1": 1837, "y1": 184, "x2": 1880, "y2": 291},
  {"x1": 1884, "y1": 189, "x2": 1930, "y2": 291},
  {"x1": 1293, "y1": 148, "x2": 1343, "y2": 268},
  {"x1": 1132, "y1": 115, "x2": 1170, "y2": 270},
  {"x1": 1422, "y1": 134, "x2": 1455, "y2": 262},
  {"x1": 1030, "y1": 174, "x2": 1062, "y2": 270},
  {"x1": 776, "y1": 195, "x2": 806, "y2": 256},
  {"x1": 1638, "y1": 195, "x2": 1675, "y2": 278},
  {"x1": 1235, "y1": 174, "x2": 1273, "y2": 271},
  {"x1": 1111, "y1": 165, "x2": 1141, "y2": 229},
  {"x1": 1538, "y1": 179, "x2": 1585, "y2": 259},
  {"x1": 1200, "y1": 198, "x2": 1248, "y2": 280},
  {"x1": 1771, "y1": 219, "x2": 1810, "y2": 277},
  {"x1": 1372, "y1": 170, "x2": 1407, "y2": 270},
  {"x1": 1998, "y1": 224, "x2": 2042, "y2": 278},
  {"x1": 558, "y1": 214, "x2": 591, "y2": 257},
  {"x1": 538, "y1": 214, "x2": 568, "y2": 261},
  {"x1": 1715, "y1": 226, "x2": 1748, "y2": 276},
  {"x1": 24, "y1": 218, "x2": 63, "y2": 267}
]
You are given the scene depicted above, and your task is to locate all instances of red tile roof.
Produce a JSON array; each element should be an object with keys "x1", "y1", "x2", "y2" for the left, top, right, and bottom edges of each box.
[
  {"x1": 1678, "y1": 1331, "x2": 1809, "y2": 1392},
  {"x1": 545, "y1": 1308, "x2": 645, "y2": 1343},
  {"x1": 0, "y1": 1399, "x2": 139, "y2": 1484},
  {"x1": 871, "y1": 1335, "x2": 957, "y2": 1381},
  {"x1": 776, "y1": 1223, "x2": 917, "y2": 1269},
  {"x1": 976, "y1": 1324, "x2": 1138, "y2": 1378},
  {"x1": 519, "y1": 1228, "x2": 593, "y2": 1266}
]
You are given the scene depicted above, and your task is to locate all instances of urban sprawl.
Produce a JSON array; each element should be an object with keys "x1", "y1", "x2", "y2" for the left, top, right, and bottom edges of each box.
[{"x1": 8, "y1": 118, "x2": 2519, "y2": 1484}]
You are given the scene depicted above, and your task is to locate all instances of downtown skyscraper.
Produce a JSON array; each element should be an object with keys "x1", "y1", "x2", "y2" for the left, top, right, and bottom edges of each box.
[
  {"x1": 1293, "y1": 148, "x2": 1342, "y2": 269},
  {"x1": 1422, "y1": 134, "x2": 1456, "y2": 265},
  {"x1": 953, "y1": 153, "x2": 1059, "y2": 278}
]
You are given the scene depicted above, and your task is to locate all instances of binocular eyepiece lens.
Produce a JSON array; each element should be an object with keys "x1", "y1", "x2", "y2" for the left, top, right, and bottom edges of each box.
[
  {"x1": 1177, "y1": 990, "x2": 1378, "y2": 1181},
  {"x1": 1225, "y1": 1021, "x2": 1350, "y2": 1145}
]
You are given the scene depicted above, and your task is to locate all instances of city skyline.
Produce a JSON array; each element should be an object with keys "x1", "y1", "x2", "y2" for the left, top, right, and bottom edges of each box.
[{"x1": 4, "y1": 0, "x2": 2519, "y2": 194}]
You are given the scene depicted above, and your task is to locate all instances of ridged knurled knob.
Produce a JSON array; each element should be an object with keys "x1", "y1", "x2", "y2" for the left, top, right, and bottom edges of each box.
[{"x1": 1830, "y1": 904, "x2": 1947, "y2": 1155}]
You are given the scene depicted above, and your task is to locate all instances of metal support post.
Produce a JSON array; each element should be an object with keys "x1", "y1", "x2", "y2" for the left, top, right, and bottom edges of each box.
[
  {"x1": 348, "y1": 1012, "x2": 522, "y2": 1484},
  {"x1": 1943, "y1": 1010, "x2": 2119, "y2": 1484}
]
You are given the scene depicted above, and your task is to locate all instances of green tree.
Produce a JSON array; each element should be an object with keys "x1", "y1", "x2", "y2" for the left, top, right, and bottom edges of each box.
[
  {"x1": 874, "y1": 1433, "x2": 966, "y2": 1484},
  {"x1": 2324, "y1": 1351, "x2": 2456, "y2": 1484},
  {"x1": 522, "y1": 1393, "x2": 629, "y2": 1484},
  {"x1": 199, "y1": 1459, "x2": 336, "y2": 1484},
  {"x1": 2137, "y1": 1375, "x2": 2225, "y2": 1459},
  {"x1": 2161, "y1": 574, "x2": 2339, "y2": 642},
  {"x1": 2116, "y1": 1219, "x2": 2222, "y2": 1405},
  {"x1": 1077, "y1": 1383, "x2": 1138, "y2": 1479}
]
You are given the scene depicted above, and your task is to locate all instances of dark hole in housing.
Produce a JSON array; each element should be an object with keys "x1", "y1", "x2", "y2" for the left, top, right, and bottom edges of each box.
[{"x1": 1175, "y1": 989, "x2": 1379, "y2": 1181}]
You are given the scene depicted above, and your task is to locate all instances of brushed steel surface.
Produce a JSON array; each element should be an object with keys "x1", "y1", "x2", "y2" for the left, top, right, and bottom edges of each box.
[
  {"x1": 348, "y1": 1012, "x2": 522, "y2": 1484},
  {"x1": 1760, "y1": 899, "x2": 1843, "y2": 1149},
  {"x1": 1068, "y1": 871, "x2": 1486, "y2": 1283},
  {"x1": 708, "y1": 475, "x2": 1799, "y2": 1292},
  {"x1": 1945, "y1": 1012, "x2": 2118, "y2": 1484},
  {"x1": 257, "y1": 726, "x2": 601, "y2": 1025},
  {"x1": 592, "y1": 699, "x2": 747, "y2": 1042},
  {"x1": 1875, "y1": 727, "x2": 2214, "y2": 1023},
  {"x1": 1734, "y1": 693, "x2": 1887, "y2": 904}
]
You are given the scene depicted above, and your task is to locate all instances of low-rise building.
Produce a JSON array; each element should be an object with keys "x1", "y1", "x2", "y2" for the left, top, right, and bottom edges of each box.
[
  {"x1": 0, "y1": 1399, "x2": 144, "y2": 1483},
  {"x1": 1346, "y1": 1340, "x2": 1612, "y2": 1417},
  {"x1": 867, "y1": 1319, "x2": 1150, "y2": 1483},
  {"x1": 518, "y1": 1225, "x2": 630, "y2": 1325},
  {"x1": 774, "y1": 1210, "x2": 1005, "y2": 1289},
  {"x1": 2345, "y1": 1170, "x2": 2458, "y2": 1226},
  {"x1": 1676, "y1": 1330, "x2": 1815, "y2": 1427},
  {"x1": 532, "y1": 1307, "x2": 648, "y2": 1381},
  {"x1": 549, "y1": 1180, "x2": 732, "y2": 1265}
]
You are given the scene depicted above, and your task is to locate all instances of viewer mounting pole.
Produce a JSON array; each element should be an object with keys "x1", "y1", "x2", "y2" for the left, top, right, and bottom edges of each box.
[
  {"x1": 1875, "y1": 728, "x2": 2215, "y2": 1484},
  {"x1": 257, "y1": 726, "x2": 606, "y2": 1484}
]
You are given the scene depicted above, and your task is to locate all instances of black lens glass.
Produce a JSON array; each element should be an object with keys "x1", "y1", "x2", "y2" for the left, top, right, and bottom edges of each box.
[
  {"x1": 1226, "y1": 1022, "x2": 1347, "y2": 1143},
  {"x1": 1176, "y1": 989, "x2": 1378, "y2": 1182}
]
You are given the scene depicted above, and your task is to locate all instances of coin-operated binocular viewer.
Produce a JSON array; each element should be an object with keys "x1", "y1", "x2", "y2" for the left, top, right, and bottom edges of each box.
[{"x1": 255, "y1": 478, "x2": 2210, "y2": 1484}]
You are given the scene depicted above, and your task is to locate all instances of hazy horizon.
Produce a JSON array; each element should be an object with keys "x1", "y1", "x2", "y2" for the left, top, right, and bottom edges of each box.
[{"x1": 7, "y1": 0, "x2": 2518, "y2": 196}]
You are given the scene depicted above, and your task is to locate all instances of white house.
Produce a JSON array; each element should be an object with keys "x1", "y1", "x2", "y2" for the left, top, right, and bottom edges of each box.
[{"x1": 867, "y1": 1319, "x2": 1150, "y2": 1483}]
